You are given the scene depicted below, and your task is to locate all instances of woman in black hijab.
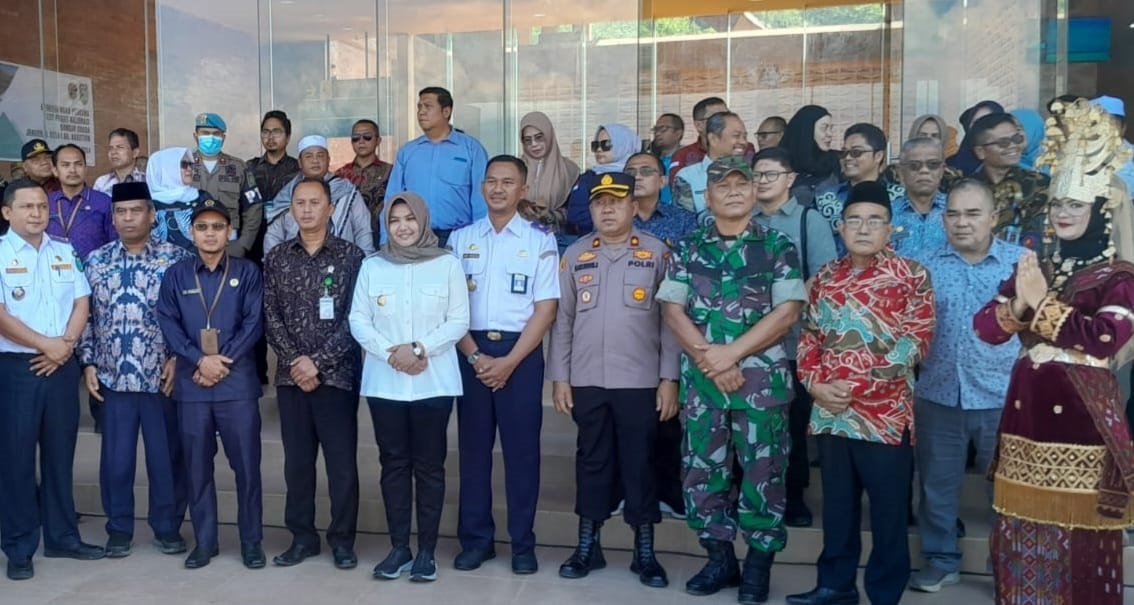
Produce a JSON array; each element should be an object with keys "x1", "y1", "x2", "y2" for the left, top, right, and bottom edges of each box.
[{"x1": 781, "y1": 105, "x2": 841, "y2": 206}]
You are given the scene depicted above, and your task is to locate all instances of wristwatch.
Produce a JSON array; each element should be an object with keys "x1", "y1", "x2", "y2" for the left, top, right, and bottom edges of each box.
[
  {"x1": 412, "y1": 342, "x2": 425, "y2": 359},
  {"x1": 466, "y1": 350, "x2": 482, "y2": 365}
]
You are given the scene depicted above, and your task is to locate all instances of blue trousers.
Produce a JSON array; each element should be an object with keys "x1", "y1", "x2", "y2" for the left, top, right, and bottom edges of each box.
[
  {"x1": 0, "y1": 354, "x2": 81, "y2": 562},
  {"x1": 100, "y1": 388, "x2": 186, "y2": 539},
  {"x1": 457, "y1": 333, "x2": 544, "y2": 555},
  {"x1": 178, "y1": 398, "x2": 262, "y2": 548},
  {"x1": 914, "y1": 398, "x2": 998, "y2": 573},
  {"x1": 815, "y1": 432, "x2": 912, "y2": 605}
]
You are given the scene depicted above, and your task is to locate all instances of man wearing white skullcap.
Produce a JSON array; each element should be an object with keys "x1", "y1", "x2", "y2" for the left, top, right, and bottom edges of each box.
[{"x1": 263, "y1": 135, "x2": 375, "y2": 254}]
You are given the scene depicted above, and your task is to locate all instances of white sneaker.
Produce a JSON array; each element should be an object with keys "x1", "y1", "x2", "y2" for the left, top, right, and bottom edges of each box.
[
  {"x1": 908, "y1": 567, "x2": 960, "y2": 593},
  {"x1": 659, "y1": 501, "x2": 686, "y2": 521},
  {"x1": 610, "y1": 499, "x2": 625, "y2": 516}
]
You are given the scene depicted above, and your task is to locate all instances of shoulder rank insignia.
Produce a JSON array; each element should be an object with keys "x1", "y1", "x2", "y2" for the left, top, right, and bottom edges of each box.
[
  {"x1": 559, "y1": 257, "x2": 567, "y2": 272},
  {"x1": 633, "y1": 249, "x2": 654, "y2": 260},
  {"x1": 630, "y1": 236, "x2": 640, "y2": 247},
  {"x1": 591, "y1": 237, "x2": 601, "y2": 248}
]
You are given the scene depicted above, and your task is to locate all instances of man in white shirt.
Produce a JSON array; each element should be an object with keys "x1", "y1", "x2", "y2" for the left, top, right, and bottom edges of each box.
[{"x1": 93, "y1": 129, "x2": 146, "y2": 194}]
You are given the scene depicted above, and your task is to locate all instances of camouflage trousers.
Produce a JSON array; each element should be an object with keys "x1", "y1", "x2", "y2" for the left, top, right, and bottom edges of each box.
[{"x1": 682, "y1": 404, "x2": 789, "y2": 553}]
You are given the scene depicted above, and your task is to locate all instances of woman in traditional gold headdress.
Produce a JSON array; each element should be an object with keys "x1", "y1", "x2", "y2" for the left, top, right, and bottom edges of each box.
[{"x1": 973, "y1": 98, "x2": 1134, "y2": 604}]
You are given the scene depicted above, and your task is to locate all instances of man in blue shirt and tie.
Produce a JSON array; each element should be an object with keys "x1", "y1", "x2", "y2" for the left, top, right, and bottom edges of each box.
[{"x1": 385, "y1": 86, "x2": 489, "y2": 247}]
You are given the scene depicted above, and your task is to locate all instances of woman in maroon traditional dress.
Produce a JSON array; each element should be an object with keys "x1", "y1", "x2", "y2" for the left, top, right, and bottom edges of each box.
[{"x1": 973, "y1": 98, "x2": 1134, "y2": 605}]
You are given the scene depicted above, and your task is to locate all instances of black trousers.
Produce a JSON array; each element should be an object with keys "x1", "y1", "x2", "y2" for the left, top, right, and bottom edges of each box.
[
  {"x1": 571, "y1": 387, "x2": 661, "y2": 526},
  {"x1": 652, "y1": 416, "x2": 684, "y2": 510},
  {"x1": 785, "y1": 360, "x2": 814, "y2": 500},
  {"x1": 368, "y1": 397, "x2": 452, "y2": 552},
  {"x1": 815, "y1": 433, "x2": 912, "y2": 605},
  {"x1": 278, "y1": 385, "x2": 360, "y2": 549}
]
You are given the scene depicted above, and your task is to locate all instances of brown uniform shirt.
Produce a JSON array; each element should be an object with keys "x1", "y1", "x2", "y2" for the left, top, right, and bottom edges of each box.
[
  {"x1": 548, "y1": 229, "x2": 681, "y2": 389},
  {"x1": 192, "y1": 151, "x2": 264, "y2": 257}
]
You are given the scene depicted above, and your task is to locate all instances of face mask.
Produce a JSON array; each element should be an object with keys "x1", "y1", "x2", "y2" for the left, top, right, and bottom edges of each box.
[{"x1": 197, "y1": 134, "x2": 224, "y2": 156}]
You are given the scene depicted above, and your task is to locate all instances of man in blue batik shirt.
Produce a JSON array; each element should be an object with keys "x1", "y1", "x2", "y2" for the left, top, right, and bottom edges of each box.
[
  {"x1": 891, "y1": 137, "x2": 949, "y2": 258},
  {"x1": 384, "y1": 86, "x2": 488, "y2": 247},
  {"x1": 80, "y1": 182, "x2": 193, "y2": 559},
  {"x1": 909, "y1": 179, "x2": 1025, "y2": 594}
]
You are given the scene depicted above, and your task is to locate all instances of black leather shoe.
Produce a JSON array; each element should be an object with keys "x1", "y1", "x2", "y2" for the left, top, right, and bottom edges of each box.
[
  {"x1": 154, "y1": 534, "x2": 187, "y2": 555},
  {"x1": 241, "y1": 542, "x2": 266, "y2": 569},
  {"x1": 784, "y1": 586, "x2": 861, "y2": 605},
  {"x1": 511, "y1": 552, "x2": 538, "y2": 575},
  {"x1": 273, "y1": 543, "x2": 320, "y2": 567},
  {"x1": 184, "y1": 545, "x2": 219, "y2": 569},
  {"x1": 332, "y1": 546, "x2": 357, "y2": 570},
  {"x1": 105, "y1": 533, "x2": 133, "y2": 558},
  {"x1": 6, "y1": 559, "x2": 33, "y2": 581},
  {"x1": 453, "y1": 547, "x2": 496, "y2": 571},
  {"x1": 685, "y1": 538, "x2": 740, "y2": 596},
  {"x1": 44, "y1": 542, "x2": 106, "y2": 560},
  {"x1": 784, "y1": 498, "x2": 813, "y2": 528},
  {"x1": 738, "y1": 549, "x2": 775, "y2": 604},
  {"x1": 629, "y1": 524, "x2": 668, "y2": 588},
  {"x1": 559, "y1": 518, "x2": 605, "y2": 579}
]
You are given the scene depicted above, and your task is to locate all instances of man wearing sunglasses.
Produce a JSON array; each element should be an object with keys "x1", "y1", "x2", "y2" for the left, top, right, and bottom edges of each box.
[
  {"x1": 891, "y1": 137, "x2": 949, "y2": 257},
  {"x1": 814, "y1": 123, "x2": 897, "y2": 258},
  {"x1": 970, "y1": 113, "x2": 1050, "y2": 255},
  {"x1": 335, "y1": 119, "x2": 392, "y2": 233},
  {"x1": 156, "y1": 200, "x2": 265, "y2": 571}
]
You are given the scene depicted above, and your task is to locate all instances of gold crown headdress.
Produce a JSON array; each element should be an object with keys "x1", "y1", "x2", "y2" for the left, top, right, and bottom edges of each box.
[{"x1": 1036, "y1": 99, "x2": 1131, "y2": 207}]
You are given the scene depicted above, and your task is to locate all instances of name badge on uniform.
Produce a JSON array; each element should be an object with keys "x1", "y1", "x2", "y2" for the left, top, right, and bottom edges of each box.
[
  {"x1": 511, "y1": 273, "x2": 528, "y2": 294},
  {"x1": 319, "y1": 296, "x2": 335, "y2": 320}
]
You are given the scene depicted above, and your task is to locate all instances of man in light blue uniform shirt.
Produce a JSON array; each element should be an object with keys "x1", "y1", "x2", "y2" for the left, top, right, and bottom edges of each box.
[
  {"x1": 449, "y1": 155, "x2": 559, "y2": 576},
  {"x1": 385, "y1": 86, "x2": 489, "y2": 247},
  {"x1": 891, "y1": 137, "x2": 949, "y2": 258},
  {"x1": 0, "y1": 180, "x2": 105, "y2": 581},
  {"x1": 909, "y1": 179, "x2": 1025, "y2": 594}
]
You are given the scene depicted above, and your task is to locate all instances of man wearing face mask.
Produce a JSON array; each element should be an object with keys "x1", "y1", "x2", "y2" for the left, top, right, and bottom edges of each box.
[{"x1": 190, "y1": 113, "x2": 264, "y2": 259}]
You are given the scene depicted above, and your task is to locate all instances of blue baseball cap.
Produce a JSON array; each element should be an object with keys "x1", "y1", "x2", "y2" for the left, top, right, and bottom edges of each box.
[
  {"x1": 1091, "y1": 96, "x2": 1125, "y2": 119},
  {"x1": 195, "y1": 112, "x2": 227, "y2": 132}
]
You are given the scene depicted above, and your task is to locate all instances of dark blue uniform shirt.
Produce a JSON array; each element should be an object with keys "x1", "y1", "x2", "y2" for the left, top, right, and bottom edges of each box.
[{"x1": 157, "y1": 254, "x2": 264, "y2": 402}]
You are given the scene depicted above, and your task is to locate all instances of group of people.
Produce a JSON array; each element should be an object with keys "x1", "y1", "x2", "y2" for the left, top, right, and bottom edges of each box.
[{"x1": 0, "y1": 84, "x2": 1132, "y2": 605}]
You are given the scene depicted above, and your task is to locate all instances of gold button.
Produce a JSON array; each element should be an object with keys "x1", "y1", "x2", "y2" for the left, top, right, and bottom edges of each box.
[
  {"x1": 1053, "y1": 405, "x2": 1063, "y2": 414},
  {"x1": 1014, "y1": 400, "x2": 1022, "y2": 410}
]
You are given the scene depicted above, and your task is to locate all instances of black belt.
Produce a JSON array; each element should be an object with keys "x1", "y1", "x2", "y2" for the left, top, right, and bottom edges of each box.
[
  {"x1": 470, "y1": 330, "x2": 521, "y2": 342},
  {"x1": 0, "y1": 352, "x2": 37, "y2": 359}
]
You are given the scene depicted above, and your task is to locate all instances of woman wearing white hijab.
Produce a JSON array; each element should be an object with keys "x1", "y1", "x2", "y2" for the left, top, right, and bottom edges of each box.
[{"x1": 146, "y1": 147, "x2": 216, "y2": 251}]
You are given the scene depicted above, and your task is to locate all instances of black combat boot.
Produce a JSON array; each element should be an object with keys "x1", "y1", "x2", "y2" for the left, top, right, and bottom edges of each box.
[
  {"x1": 629, "y1": 524, "x2": 668, "y2": 588},
  {"x1": 738, "y1": 548, "x2": 775, "y2": 604},
  {"x1": 558, "y1": 517, "x2": 605, "y2": 579},
  {"x1": 685, "y1": 538, "x2": 741, "y2": 596}
]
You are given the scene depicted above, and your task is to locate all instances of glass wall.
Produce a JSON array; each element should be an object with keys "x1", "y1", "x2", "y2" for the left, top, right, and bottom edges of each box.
[{"x1": 150, "y1": 0, "x2": 1079, "y2": 172}]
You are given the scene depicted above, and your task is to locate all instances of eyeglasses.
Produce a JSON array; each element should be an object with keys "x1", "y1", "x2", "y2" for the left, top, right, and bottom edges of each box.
[
  {"x1": 1049, "y1": 199, "x2": 1093, "y2": 217},
  {"x1": 192, "y1": 222, "x2": 229, "y2": 232},
  {"x1": 839, "y1": 147, "x2": 876, "y2": 159},
  {"x1": 840, "y1": 217, "x2": 889, "y2": 231},
  {"x1": 624, "y1": 167, "x2": 660, "y2": 177},
  {"x1": 521, "y1": 133, "x2": 545, "y2": 145},
  {"x1": 261, "y1": 128, "x2": 286, "y2": 138},
  {"x1": 755, "y1": 130, "x2": 783, "y2": 138},
  {"x1": 979, "y1": 133, "x2": 1025, "y2": 150},
  {"x1": 351, "y1": 133, "x2": 376, "y2": 142},
  {"x1": 752, "y1": 170, "x2": 791, "y2": 183},
  {"x1": 899, "y1": 160, "x2": 944, "y2": 172},
  {"x1": 590, "y1": 140, "x2": 613, "y2": 153},
  {"x1": 180, "y1": 161, "x2": 194, "y2": 170}
]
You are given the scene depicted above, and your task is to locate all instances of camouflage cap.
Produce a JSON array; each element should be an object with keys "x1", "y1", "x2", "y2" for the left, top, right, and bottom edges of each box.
[{"x1": 706, "y1": 155, "x2": 753, "y2": 183}]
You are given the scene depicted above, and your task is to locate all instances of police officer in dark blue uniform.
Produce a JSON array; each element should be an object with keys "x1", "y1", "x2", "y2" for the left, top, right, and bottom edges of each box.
[
  {"x1": 0, "y1": 180, "x2": 105, "y2": 581},
  {"x1": 156, "y1": 199, "x2": 265, "y2": 570},
  {"x1": 449, "y1": 156, "x2": 559, "y2": 575}
]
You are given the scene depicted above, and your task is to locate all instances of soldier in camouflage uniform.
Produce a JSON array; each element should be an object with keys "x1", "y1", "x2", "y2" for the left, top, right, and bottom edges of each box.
[{"x1": 657, "y1": 156, "x2": 806, "y2": 604}]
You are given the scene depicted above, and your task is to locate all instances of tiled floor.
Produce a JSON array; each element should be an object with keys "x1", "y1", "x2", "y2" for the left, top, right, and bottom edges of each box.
[{"x1": 0, "y1": 519, "x2": 1029, "y2": 605}]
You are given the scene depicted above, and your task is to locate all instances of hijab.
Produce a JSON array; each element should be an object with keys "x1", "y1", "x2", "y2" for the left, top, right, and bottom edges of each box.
[
  {"x1": 146, "y1": 147, "x2": 200, "y2": 204},
  {"x1": 907, "y1": 114, "x2": 947, "y2": 142},
  {"x1": 1011, "y1": 108, "x2": 1046, "y2": 170},
  {"x1": 520, "y1": 112, "x2": 580, "y2": 209},
  {"x1": 591, "y1": 124, "x2": 639, "y2": 174},
  {"x1": 378, "y1": 192, "x2": 448, "y2": 265},
  {"x1": 781, "y1": 105, "x2": 840, "y2": 178},
  {"x1": 946, "y1": 100, "x2": 1006, "y2": 175}
]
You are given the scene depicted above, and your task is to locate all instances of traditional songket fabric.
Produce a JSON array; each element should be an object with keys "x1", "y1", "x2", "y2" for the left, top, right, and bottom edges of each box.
[{"x1": 973, "y1": 98, "x2": 1134, "y2": 605}]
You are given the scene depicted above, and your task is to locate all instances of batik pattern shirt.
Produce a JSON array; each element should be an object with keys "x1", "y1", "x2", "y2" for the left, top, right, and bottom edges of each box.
[
  {"x1": 973, "y1": 165, "x2": 1050, "y2": 255},
  {"x1": 656, "y1": 220, "x2": 806, "y2": 410},
  {"x1": 890, "y1": 191, "x2": 948, "y2": 258},
  {"x1": 78, "y1": 237, "x2": 192, "y2": 393},
  {"x1": 798, "y1": 249, "x2": 936, "y2": 444}
]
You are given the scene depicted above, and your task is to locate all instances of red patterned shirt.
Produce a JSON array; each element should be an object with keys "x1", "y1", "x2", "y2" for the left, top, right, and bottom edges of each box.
[{"x1": 797, "y1": 249, "x2": 936, "y2": 445}]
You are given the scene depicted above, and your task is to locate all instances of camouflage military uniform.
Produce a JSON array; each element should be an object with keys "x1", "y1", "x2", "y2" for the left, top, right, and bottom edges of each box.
[
  {"x1": 974, "y1": 165, "x2": 1051, "y2": 255},
  {"x1": 656, "y1": 220, "x2": 806, "y2": 553}
]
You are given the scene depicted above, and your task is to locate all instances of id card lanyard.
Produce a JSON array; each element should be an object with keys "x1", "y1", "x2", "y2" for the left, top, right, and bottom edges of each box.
[{"x1": 193, "y1": 255, "x2": 231, "y2": 329}]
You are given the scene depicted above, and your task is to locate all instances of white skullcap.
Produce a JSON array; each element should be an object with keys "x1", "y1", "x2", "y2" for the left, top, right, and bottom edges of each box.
[{"x1": 297, "y1": 135, "x2": 328, "y2": 155}]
